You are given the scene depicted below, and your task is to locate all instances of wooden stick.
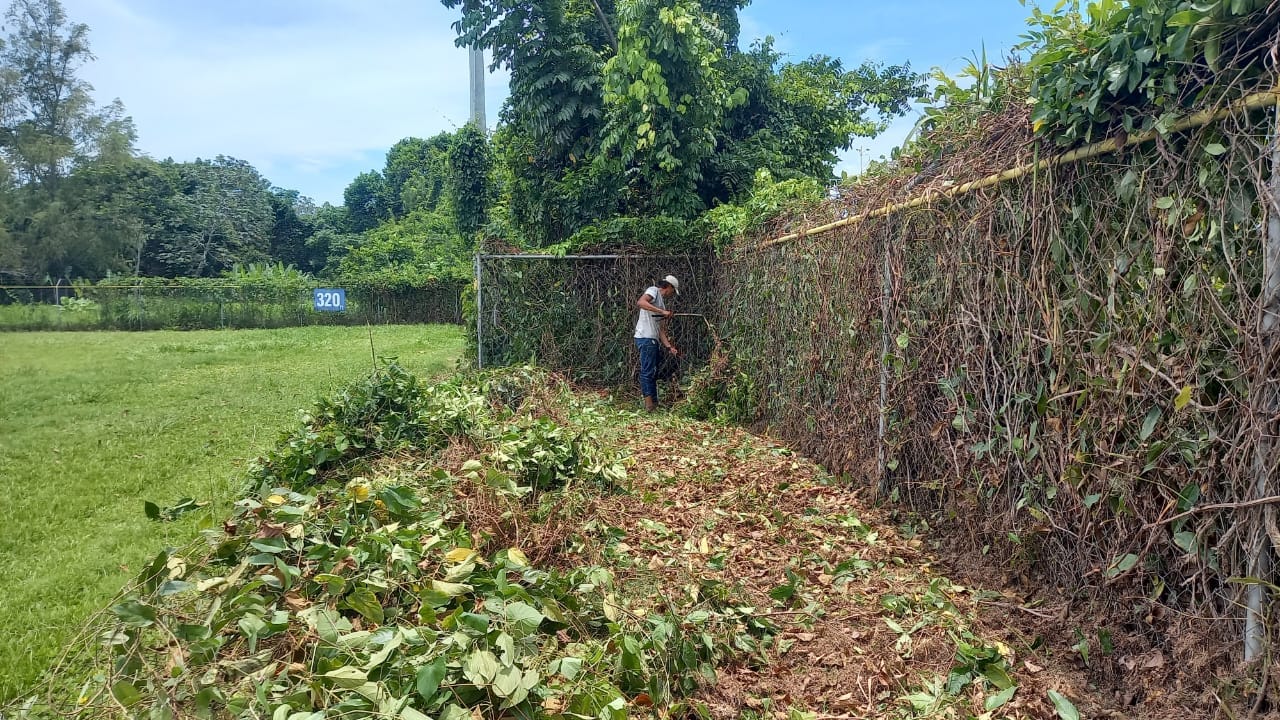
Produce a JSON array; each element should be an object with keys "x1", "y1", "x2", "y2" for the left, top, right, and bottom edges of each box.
[
  {"x1": 1143, "y1": 495, "x2": 1280, "y2": 530},
  {"x1": 760, "y1": 89, "x2": 1280, "y2": 250}
]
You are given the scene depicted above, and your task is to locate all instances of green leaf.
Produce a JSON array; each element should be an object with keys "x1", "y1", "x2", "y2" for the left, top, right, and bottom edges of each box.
[
  {"x1": 460, "y1": 611, "x2": 490, "y2": 634},
  {"x1": 365, "y1": 630, "x2": 402, "y2": 669},
  {"x1": 249, "y1": 537, "x2": 287, "y2": 554},
  {"x1": 175, "y1": 624, "x2": 211, "y2": 642},
  {"x1": 1154, "y1": 196, "x2": 1176, "y2": 209},
  {"x1": 110, "y1": 599, "x2": 156, "y2": 627},
  {"x1": 463, "y1": 649, "x2": 500, "y2": 686},
  {"x1": 110, "y1": 681, "x2": 143, "y2": 707},
  {"x1": 980, "y1": 663, "x2": 1016, "y2": 690},
  {"x1": 492, "y1": 665, "x2": 522, "y2": 698},
  {"x1": 1105, "y1": 553, "x2": 1140, "y2": 578},
  {"x1": 438, "y1": 705, "x2": 472, "y2": 720},
  {"x1": 345, "y1": 587, "x2": 385, "y2": 625},
  {"x1": 1174, "y1": 386, "x2": 1194, "y2": 411},
  {"x1": 1048, "y1": 690, "x2": 1081, "y2": 720},
  {"x1": 431, "y1": 580, "x2": 471, "y2": 597},
  {"x1": 557, "y1": 656, "x2": 583, "y2": 680},
  {"x1": 158, "y1": 580, "x2": 195, "y2": 597},
  {"x1": 895, "y1": 331, "x2": 910, "y2": 349},
  {"x1": 505, "y1": 601, "x2": 545, "y2": 639},
  {"x1": 985, "y1": 685, "x2": 1017, "y2": 711},
  {"x1": 301, "y1": 607, "x2": 347, "y2": 644},
  {"x1": 1204, "y1": 34, "x2": 1221, "y2": 72},
  {"x1": 1204, "y1": 143, "x2": 1227, "y2": 156},
  {"x1": 323, "y1": 666, "x2": 368, "y2": 689},
  {"x1": 496, "y1": 631, "x2": 515, "y2": 662},
  {"x1": 313, "y1": 573, "x2": 346, "y2": 595},
  {"x1": 144, "y1": 501, "x2": 161, "y2": 520},
  {"x1": 238, "y1": 614, "x2": 267, "y2": 649},
  {"x1": 1140, "y1": 407, "x2": 1161, "y2": 441},
  {"x1": 415, "y1": 657, "x2": 447, "y2": 701}
]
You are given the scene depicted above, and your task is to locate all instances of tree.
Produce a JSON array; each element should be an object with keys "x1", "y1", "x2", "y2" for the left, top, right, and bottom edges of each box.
[
  {"x1": 443, "y1": 0, "x2": 923, "y2": 246},
  {"x1": 267, "y1": 188, "x2": 323, "y2": 273},
  {"x1": 447, "y1": 123, "x2": 492, "y2": 236},
  {"x1": 383, "y1": 134, "x2": 454, "y2": 216},
  {"x1": 704, "y1": 39, "x2": 924, "y2": 202},
  {"x1": 337, "y1": 208, "x2": 469, "y2": 286},
  {"x1": 0, "y1": 0, "x2": 134, "y2": 191},
  {"x1": 600, "y1": 0, "x2": 740, "y2": 217},
  {"x1": 343, "y1": 170, "x2": 388, "y2": 233},
  {"x1": 445, "y1": 0, "x2": 619, "y2": 245},
  {"x1": 154, "y1": 157, "x2": 274, "y2": 277}
]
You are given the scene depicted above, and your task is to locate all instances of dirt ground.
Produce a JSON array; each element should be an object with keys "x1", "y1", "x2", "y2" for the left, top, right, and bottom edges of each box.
[{"x1": 572, "y1": 412, "x2": 1271, "y2": 720}]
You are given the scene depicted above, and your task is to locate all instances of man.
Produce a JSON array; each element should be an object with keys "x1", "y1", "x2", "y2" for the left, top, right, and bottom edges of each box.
[{"x1": 634, "y1": 275, "x2": 681, "y2": 412}]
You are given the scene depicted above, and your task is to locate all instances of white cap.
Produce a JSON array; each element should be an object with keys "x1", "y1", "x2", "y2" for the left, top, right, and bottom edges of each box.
[{"x1": 663, "y1": 275, "x2": 680, "y2": 294}]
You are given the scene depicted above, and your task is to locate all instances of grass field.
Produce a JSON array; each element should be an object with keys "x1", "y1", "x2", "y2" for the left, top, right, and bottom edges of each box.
[{"x1": 0, "y1": 325, "x2": 463, "y2": 701}]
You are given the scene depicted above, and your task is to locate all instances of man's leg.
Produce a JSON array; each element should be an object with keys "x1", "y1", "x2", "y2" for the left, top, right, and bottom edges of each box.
[{"x1": 636, "y1": 338, "x2": 658, "y2": 410}]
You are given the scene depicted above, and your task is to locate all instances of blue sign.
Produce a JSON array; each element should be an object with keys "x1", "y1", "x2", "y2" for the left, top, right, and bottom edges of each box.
[{"x1": 313, "y1": 289, "x2": 346, "y2": 312}]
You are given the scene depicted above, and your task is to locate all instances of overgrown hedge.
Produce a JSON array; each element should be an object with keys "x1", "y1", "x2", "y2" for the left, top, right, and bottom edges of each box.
[{"x1": 0, "y1": 276, "x2": 467, "y2": 331}]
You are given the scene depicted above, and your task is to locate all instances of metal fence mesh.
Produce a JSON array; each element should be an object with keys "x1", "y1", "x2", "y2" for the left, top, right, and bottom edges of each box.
[
  {"x1": 0, "y1": 284, "x2": 465, "y2": 331},
  {"x1": 475, "y1": 254, "x2": 719, "y2": 389}
]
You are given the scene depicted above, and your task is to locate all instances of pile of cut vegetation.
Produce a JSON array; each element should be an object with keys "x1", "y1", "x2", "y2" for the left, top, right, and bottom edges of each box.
[
  {"x1": 15, "y1": 366, "x2": 773, "y2": 720},
  {"x1": 14, "y1": 364, "x2": 1202, "y2": 719}
]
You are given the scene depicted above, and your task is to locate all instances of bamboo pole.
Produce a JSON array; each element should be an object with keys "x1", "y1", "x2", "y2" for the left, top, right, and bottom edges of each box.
[
  {"x1": 474, "y1": 254, "x2": 485, "y2": 370},
  {"x1": 761, "y1": 90, "x2": 1280, "y2": 250},
  {"x1": 877, "y1": 226, "x2": 893, "y2": 496}
]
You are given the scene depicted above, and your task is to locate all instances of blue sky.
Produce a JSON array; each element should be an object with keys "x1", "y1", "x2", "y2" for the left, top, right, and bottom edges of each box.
[{"x1": 62, "y1": 0, "x2": 1035, "y2": 206}]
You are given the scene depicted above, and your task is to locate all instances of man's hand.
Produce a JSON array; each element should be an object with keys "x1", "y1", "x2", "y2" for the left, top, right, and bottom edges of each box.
[
  {"x1": 664, "y1": 309, "x2": 674, "y2": 319},
  {"x1": 668, "y1": 345, "x2": 681, "y2": 357}
]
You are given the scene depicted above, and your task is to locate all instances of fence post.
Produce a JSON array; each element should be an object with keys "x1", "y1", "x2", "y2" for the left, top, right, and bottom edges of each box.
[
  {"x1": 1246, "y1": 100, "x2": 1280, "y2": 662},
  {"x1": 878, "y1": 228, "x2": 893, "y2": 496},
  {"x1": 475, "y1": 254, "x2": 484, "y2": 370}
]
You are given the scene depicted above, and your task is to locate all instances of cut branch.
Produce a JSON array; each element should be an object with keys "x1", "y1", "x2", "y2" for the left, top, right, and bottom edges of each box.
[{"x1": 1144, "y1": 495, "x2": 1280, "y2": 530}]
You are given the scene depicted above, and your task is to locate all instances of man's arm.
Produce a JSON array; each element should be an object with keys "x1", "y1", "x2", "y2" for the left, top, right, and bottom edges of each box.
[
  {"x1": 659, "y1": 323, "x2": 679, "y2": 356},
  {"x1": 636, "y1": 292, "x2": 672, "y2": 317}
]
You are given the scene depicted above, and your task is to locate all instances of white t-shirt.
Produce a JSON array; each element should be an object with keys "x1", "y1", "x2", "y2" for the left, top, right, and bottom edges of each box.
[{"x1": 634, "y1": 286, "x2": 665, "y2": 339}]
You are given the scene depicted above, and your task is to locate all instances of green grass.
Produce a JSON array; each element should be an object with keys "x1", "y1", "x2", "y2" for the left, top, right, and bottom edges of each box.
[{"x1": 0, "y1": 325, "x2": 463, "y2": 701}]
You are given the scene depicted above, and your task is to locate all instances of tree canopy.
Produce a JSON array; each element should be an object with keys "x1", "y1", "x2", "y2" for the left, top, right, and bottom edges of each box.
[
  {"x1": 0, "y1": 0, "x2": 925, "y2": 284},
  {"x1": 443, "y1": 0, "x2": 925, "y2": 247}
]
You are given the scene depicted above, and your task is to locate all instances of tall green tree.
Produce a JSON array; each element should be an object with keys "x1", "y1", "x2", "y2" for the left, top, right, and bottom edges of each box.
[
  {"x1": 600, "y1": 0, "x2": 741, "y2": 216},
  {"x1": 445, "y1": 0, "x2": 618, "y2": 245},
  {"x1": 0, "y1": 0, "x2": 134, "y2": 191},
  {"x1": 705, "y1": 40, "x2": 924, "y2": 200},
  {"x1": 267, "y1": 188, "x2": 324, "y2": 273},
  {"x1": 447, "y1": 123, "x2": 492, "y2": 236},
  {"x1": 384, "y1": 134, "x2": 454, "y2": 216},
  {"x1": 154, "y1": 157, "x2": 274, "y2": 277},
  {"x1": 343, "y1": 170, "x2": 388, "y2": 233},
  {"x1": 447, "y1": 0, "x2": 922, "y2": 247}
]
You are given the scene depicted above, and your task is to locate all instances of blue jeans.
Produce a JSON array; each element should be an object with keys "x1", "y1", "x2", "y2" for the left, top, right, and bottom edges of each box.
[{"x1": 636, "y1": 338, "x2": 658, "y2": 400}]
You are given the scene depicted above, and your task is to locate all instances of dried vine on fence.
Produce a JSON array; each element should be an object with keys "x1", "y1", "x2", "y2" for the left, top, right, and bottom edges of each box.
[{"x1": 717, "y1": 74, "x2": 1279, "y2": 656}]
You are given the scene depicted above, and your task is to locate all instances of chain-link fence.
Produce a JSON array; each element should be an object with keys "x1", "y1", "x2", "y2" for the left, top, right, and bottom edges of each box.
[
  {"x1": 718, "y1": 93, "x2": 1279, "y2": 655},
  {"x1": 0, "y1": 283, "x2": 466, "y2": 331},
  {"x1": 474, "y1": 254, "x2": 719, "y2": 388}
]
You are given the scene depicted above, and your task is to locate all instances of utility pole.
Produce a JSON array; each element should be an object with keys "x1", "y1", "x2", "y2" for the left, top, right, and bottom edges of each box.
[
  {"x1": 855, "y1": 146, "x2": 869, "y2": 175},
  {"x1": 468, "y1": 44, "x2": 486, "y2": 129}
]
